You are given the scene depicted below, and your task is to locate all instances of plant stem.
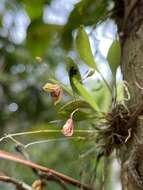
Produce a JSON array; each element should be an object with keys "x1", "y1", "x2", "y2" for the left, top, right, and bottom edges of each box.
[
  {"x1": 24, "y1": 137, "x2": 85, "y2": 149},
  {"x1": 0, "y1": 150, "x2": 94, "y2": 190},
  {"x1": 97, "y1": 69, "x2": 112, "y2": 94},
  {"x1": 0, "y1": 130, "x2": 96, "y2": 143}
]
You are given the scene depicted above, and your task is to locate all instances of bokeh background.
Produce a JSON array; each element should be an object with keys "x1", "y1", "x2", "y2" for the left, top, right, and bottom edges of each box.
[{"x1": 0, "y1": 0, "x2": 122, "y2": 189}]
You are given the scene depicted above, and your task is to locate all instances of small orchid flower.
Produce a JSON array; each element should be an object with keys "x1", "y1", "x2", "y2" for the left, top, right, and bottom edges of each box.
[
  {"x1": 42, "y1": 83, "x2": 63, "y2": 105},
  {"x1": 61, "y1": 118, "x2": 74, "y2": 137},
  {"x1": 61, "y1": 109, "x2": 78, "y2": 137}
]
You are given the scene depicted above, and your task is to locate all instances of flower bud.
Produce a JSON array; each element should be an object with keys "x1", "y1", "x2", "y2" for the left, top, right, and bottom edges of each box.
[
  {"x1": 61, "y1": 118, "x2": 74, "y2": 137},
  {"x1": 32, "y1": 179, "x2": 46, "y2": 190}
]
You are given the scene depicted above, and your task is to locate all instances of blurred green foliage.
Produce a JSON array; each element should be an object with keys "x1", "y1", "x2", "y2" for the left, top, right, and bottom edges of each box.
[{"x1": 0, "y1": 0, "x2": 122, "y2": 189}]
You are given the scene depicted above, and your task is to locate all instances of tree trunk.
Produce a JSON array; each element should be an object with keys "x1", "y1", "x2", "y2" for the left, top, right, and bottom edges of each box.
[{"x1": 116, "y1": 0, "x2": 143, "y2": 189}]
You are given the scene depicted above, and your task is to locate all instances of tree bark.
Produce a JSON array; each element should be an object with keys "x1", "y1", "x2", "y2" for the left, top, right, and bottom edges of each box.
[{"x1": 116, "y1": 0, "x2": 143, "y2": 189}]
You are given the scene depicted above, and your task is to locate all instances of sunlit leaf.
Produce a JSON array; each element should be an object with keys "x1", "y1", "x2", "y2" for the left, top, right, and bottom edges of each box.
[
  {"x1": 66, "y1": 58, "x2": 99, "y2": 111},
  {"x1": 76, "y1": 26, "x2": 96, "y2": 69},
  {"x1": 107, "y1": 40, "x2": 121, "y2": 77},
  {"x1": 62, "y1": 0, "x2": 110, "y2": 49},
  {"x1": 72, "y1": 78, "x2": 99, "y2": 111}
]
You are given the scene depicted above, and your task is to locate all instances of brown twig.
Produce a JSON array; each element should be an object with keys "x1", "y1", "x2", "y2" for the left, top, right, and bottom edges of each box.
[
  {"x1": 0, "y1": 175, "x2": 32, "y2": 190},
  {"x1": 0, "y1": 150, "x2": 94, "y2": 190},
  {"x1": 15, "y1": 141, "x2": 69, "y2": 190},
  {"x1": 39, "y1": 172, "x2": 69, "y2": 190},
  {"x1": 15, "y1": 145, "x2": 69, "y2": 190}
]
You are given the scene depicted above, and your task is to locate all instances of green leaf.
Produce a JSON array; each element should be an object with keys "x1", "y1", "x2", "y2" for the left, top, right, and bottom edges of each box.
[
  {"x1": 76, "y1": 26, "x2": 97, "y2": 69},
  {"x1": 61, "y1": 0, "x2": 110, "y2": 49},
  {"x1": 107, "y1": 40, "x2": 121, "y2": 77},
  {"x1": 59, "y1": 100, "x2": 95, "y2": 121},
  {"x1": 72, "y1": 78, "x2": 99, "y2": 111},
  {"x1": 66, "y1": 58, "x2": 99, "y2": 111},
  {"x1": 60, "y1": 99, "x2": 92, "y2": 112},
  {"x1": 66, "y1": 57, "x2": 82, "y2": 93},
  {"x1": 59, "y1": 109, "x2": 96, "y2": 121},
  {"x1": 22, "y1": 0, "x2": 45, "y2": 20}
]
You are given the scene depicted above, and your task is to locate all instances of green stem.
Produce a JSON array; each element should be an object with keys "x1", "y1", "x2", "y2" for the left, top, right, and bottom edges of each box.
[
  {"x1": 97, "y1": 69, "x2": 112, "y2": 94},
  {"x1": 24, "y1": 136, "x2": 85, "y2": 149},
  {"x1": 0, "y1": 130, "x2": 96, "y2": 143}
]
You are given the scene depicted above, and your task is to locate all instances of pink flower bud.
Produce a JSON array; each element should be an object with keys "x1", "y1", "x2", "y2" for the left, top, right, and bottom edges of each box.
[{"x1": 61, "y1": 118, "x2": 74, "y2": 137}]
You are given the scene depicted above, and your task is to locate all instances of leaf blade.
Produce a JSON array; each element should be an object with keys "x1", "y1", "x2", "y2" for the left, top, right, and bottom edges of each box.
[
  {"x1": 72, "y1": 78, "x2": 99, "y2": 111},
  {"x1": 107, "y1": 40, "x2": 121, "y2": 77},
  {"x1": 76, "y1": 26, "x2": 97, "y2": 69}
]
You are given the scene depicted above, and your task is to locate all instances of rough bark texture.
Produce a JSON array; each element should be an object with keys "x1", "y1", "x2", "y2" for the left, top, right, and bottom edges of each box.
[{"x1": 116, "y1": 0, "x2": 143, "y2": 189}]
